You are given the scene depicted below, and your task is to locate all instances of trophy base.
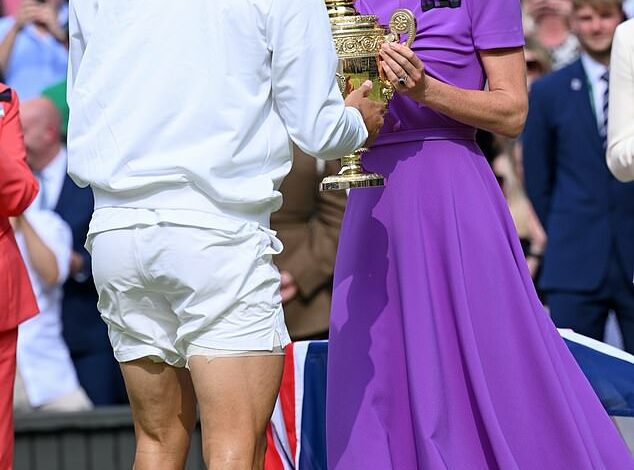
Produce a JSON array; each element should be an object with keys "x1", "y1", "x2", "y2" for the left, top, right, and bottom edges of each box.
[{"x1": 320, "y1": 172, "x2": 385, "y2": 191}]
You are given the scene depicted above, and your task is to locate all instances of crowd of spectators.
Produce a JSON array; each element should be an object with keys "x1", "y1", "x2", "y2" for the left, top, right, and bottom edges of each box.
[
  {"x1": 2, "y1": 0, "x2": 634, "y2": 413},
  {"x1": 0, "y1": 0, "x2": 127, "y2": 411}
]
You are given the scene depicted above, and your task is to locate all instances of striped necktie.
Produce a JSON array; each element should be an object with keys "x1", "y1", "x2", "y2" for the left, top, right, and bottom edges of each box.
[{"x1": 601, "y1": 71, "x2": 609, "y2": 150}]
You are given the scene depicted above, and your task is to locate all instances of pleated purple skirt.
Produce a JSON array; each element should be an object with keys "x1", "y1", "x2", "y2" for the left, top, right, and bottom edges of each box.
[{"x1": 326, "y1": 132, "x2": 633, "y2": 469}]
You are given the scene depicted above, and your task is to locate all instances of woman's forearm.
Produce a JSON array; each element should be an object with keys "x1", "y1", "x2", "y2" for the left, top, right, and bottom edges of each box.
[
  {"x1": 380, "y1": 44, "x2": 528, "y2": 138},
  {"x1": 419, "y1": 77, "x2": 528, "y2": 138}
]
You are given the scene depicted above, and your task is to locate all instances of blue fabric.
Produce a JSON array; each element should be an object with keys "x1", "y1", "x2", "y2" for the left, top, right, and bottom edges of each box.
[
  {"x1": 565, "y1": 339, "x2": 634, "y2": 417},
  {"x1": 299, "y1": 342, "x2": 328, "y2": 470},
  {"x1": 71, "y1": 351, "x2": 128, "y2": 406}
]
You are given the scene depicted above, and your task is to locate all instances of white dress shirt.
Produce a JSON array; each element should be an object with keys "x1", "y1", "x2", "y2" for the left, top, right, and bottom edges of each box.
[
  {"x1": 67, "y1": 0, "x2": 368, "y2": 234},
  {"x1": 32, "y1": 147, "x2": 67, "y2": 211},
  {"x1": 580, "y1": 53, "x2": 609, "y2": 136},
  {"x1": 607, "y1": 19, "x2": 634, "y2": 182},
  {"x1": 15, "y1": 209, "x2": 80, "y2": 407}
]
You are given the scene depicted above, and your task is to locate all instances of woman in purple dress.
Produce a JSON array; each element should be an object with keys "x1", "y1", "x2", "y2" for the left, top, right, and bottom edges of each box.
[{"x1": 326, "y1": 1, "x2": 634, "y2": 469}]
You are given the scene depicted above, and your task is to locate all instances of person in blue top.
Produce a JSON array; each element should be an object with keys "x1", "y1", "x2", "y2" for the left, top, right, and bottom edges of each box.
[{"x1": 0, "y1": 0, "x2": 68, "y2": 100}]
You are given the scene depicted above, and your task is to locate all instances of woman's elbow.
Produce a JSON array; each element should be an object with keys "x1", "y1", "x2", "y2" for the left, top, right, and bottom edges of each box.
[{"x1": 497, "y1": 100, "x2": 528, "y2": 138}]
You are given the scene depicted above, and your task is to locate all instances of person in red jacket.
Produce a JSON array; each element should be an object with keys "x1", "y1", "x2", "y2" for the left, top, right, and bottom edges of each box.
[{"x1": 0, "y1": 83, "x2": 38, "y2": 470}]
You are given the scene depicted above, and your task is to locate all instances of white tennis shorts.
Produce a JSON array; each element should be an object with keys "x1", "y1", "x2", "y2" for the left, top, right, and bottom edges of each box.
[{"x1": 90, "y1": 219, "x2": 291, "y2": 368}]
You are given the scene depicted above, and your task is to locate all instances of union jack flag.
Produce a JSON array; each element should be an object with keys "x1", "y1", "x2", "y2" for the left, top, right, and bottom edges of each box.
[{"x1": 266, "y1": 341, "x2": 328, "y2": 470}]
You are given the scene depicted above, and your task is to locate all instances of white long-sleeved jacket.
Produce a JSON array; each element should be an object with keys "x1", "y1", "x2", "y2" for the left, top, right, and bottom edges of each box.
[
  {"x1": 607, "y1": 19, "x2": 634, "y2": 183},
  {"x1": 67, "y1": 0, "x2": 367, "y2": 227}
]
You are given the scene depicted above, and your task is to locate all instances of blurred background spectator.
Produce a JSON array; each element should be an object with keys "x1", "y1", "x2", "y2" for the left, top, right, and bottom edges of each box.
[
  {"x1": 272, "y1": 149, "x2": 346, "y2": 340},
  {"x1": 20, "y1": 97, "x2": 127, "y2": 406},
  {"x1": 523, "y1": 0, "x2": 581, "y2": 69},
  {"x1": 41, "y1": 78, "x2": 67, "y2": 137},
  {"x1": 0, "y1": 0, "x2": 68, "y2": 100},
  {"x1": 524, "y1": 34, "x2": 555, "y2": 90},
  {"x1": 11, "y1": 208, "x2": 91, "y2": 412},
  {"x1": 524, "y1": 0, "x2": 634, "y2": 352}
]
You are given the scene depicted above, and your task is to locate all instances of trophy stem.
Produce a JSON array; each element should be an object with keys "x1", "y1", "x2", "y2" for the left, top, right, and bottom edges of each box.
[
  {"x1": 319, "y1": 150, "x2": 385, "y2": 191},
  {"x1": 339, "y1": 154, "x2": 364, "y2": 176}
]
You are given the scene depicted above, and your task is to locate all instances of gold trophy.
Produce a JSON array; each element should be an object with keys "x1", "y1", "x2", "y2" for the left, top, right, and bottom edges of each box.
[{"x1": 320, "y1": 1, "x2": 417, "y2": 191}]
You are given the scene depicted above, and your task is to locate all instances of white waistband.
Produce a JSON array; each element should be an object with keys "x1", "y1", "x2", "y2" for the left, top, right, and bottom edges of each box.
[{"x1": 92, "y1": 184, "x2": 270, "y2": 228}]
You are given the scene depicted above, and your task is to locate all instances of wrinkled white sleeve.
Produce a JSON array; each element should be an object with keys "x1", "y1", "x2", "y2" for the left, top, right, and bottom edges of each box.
[
  {"x1": 607, "y1": 23, "x2": 634, "y2": 183},
  {"x1": 267, "y1": 0, "x2": 368, "y2": 160},
  {"x1": 25, "y1": 210, "x2": 73, "y2": 286},
  {"x1": 67, "y1": 1, "x2": 98, "y2": 100}
]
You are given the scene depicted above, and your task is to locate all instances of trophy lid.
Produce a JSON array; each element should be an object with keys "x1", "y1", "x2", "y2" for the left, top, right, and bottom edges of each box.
[{"x1": 325, "y1": 0, "x2": 358, "y2": 17}]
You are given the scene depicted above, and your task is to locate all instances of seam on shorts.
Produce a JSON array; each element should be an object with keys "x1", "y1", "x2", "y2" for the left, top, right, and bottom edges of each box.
[
  {"x1": 185, "y1": 328, "x2": 291, "y2": 353},
  {"x1": 186, "y1": 339, "x2": 280, "y2": 352},
  {"x1": 132, "y1": 226, "x2": 151, "y2": 284}
]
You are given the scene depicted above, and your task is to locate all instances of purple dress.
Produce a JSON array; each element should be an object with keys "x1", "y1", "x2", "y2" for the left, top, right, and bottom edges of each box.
[{"x1": 326, "y1": 1, "x2": 634, "y2": 469}]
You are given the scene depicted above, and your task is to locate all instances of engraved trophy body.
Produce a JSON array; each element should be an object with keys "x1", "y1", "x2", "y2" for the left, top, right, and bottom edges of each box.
[{"x1": 320, "y1": 1, "x2": 416, "y2": 192}]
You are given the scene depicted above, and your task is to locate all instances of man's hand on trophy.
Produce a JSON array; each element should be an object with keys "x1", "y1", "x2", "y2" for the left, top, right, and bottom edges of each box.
[
  {"x1": 344, "y1": 80, "x2": 386, "y2": 148},
  {"x1": 380, "y1": 42, "x2": 428, "y2": 102}
]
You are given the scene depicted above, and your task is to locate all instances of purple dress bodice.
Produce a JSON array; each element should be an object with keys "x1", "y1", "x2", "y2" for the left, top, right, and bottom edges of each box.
[{"x1": 355, "y1": 0, "x2": 523, "y2": 135}]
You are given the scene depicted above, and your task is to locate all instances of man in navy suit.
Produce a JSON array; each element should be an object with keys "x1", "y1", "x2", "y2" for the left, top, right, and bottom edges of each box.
[
  {"x1": 21, "y1": 97, "x2": 127, "y2": 405},
  {"x1": 524, "y1": 0, "x2": 634, "y2": 353}
]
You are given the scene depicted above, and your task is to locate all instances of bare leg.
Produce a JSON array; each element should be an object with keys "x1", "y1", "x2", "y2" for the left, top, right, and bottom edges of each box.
[
  {"x1": 188, "y1": 354, "x2": 284, "y2": 470},
  {"x1": 120, "y1": 359, "x2": 197, "y2": 470}
]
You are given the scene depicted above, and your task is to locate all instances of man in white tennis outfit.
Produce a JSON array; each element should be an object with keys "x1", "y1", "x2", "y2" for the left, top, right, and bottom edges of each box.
[{"x1": 66, "y1": 1, "x2": 384, "y2": 469}]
